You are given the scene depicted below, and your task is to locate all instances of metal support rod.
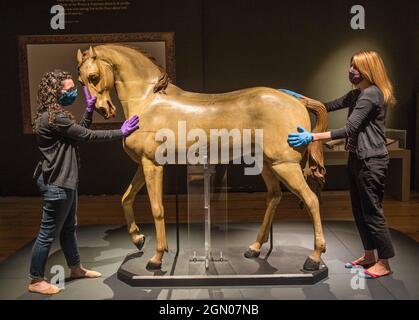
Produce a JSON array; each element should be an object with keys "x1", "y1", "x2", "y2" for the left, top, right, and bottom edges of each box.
[
  {"x1": 266, "y1": 223, "x2": 274, "y2": 258},
  {"x1": 175, "y1": 165, "x2": 180, "y2": 256},
  {"x1": 203, "y1": 156, "x2": 211, "y2": 269},
  {"x1": 270, "y1": 223, "x2": 273, "y2": 250}
]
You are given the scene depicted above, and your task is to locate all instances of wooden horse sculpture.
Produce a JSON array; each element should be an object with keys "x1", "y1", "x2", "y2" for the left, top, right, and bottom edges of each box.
[{"x1": 77, "y1": 44, "x2": 328, "y2": 271}]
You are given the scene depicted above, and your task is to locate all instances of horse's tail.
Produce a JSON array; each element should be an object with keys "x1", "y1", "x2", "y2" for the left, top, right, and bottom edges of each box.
[{"x1": 302, "y1": 98, "x2": 328, "y2": 204}]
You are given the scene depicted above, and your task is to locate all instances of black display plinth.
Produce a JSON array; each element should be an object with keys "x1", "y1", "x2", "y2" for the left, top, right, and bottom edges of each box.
[{"x1": 117, "y1": 246, "x2": 328, "y2": 287}]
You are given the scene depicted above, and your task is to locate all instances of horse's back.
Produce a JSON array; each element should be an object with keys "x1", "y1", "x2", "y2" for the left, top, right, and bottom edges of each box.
[{"x1": 130, "y1": 86, "x2": 309, "y2": 164}]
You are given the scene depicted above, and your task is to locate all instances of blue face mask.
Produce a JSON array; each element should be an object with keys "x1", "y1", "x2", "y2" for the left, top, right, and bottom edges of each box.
[{"x1": 58, "y1": 88, "x2": 78, "y2": 106}]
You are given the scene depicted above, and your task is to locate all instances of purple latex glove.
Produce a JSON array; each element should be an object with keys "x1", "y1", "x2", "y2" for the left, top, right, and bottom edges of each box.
[
  {"x1": 83, "y1": 86, "x2": 97, "y2": 113},
  {"x1": 120, "y1": 115, "x2": 140, "y2": 136}
]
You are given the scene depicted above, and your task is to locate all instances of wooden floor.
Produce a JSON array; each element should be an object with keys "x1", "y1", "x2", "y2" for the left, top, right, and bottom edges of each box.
[{"x1": 1, "y1": 191, "x2": 418, "y2": 262}]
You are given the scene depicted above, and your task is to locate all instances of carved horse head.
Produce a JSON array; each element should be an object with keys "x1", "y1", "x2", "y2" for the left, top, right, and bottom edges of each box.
[
  {"x1": 77, "y1": 46, "x2": 117, "y2": 119},
  {"x1": 77, "y1": 44, "x2": 170, "y2": 119}
]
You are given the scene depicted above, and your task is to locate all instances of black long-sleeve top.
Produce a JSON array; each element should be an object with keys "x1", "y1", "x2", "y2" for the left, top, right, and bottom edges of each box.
[
  {"x1": 35, "y1": 110, "x2": 123, "y2": 190},
  {"x1": 325, "y1": 85, "x2": 388, "y2": 159}
]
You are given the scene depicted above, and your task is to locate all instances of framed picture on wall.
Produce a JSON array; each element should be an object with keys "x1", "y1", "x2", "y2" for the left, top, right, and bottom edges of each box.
[{"x1": 18, "y1": 32, "x2": 176, "y2": 134}]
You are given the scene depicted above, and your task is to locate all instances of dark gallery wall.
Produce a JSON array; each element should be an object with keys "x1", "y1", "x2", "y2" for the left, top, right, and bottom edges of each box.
[
  {"x1": 0, "y1": 0, "x2": 418, "y2": 196},
  {"x1": 202, "y1": 0, "x2": 419, "y2": 192},
  {"x1": 0, "y1": 0, "x2": 204, "y2": 196}
]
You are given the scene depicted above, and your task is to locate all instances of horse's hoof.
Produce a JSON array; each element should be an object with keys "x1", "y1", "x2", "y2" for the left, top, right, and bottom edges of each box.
[
  {"x1": 244, "y1": 249, "x2": 260, "y2": 259},
  {"x1": 134, "y1": 235, "x2": 146, "y2": 251},
  {"x1": 146, "y1": 260, "x2": 162, "y2": 270},
  {"x1": 303, "y1": 256, "x2": 320, "y2": 271}
]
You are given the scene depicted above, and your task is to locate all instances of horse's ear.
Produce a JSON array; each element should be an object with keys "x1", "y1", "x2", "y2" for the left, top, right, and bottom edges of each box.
[
  {"x1": 89, "y1": 46, "x2": 97, "y2": 59},
  {"x1": 77, "y1": 49, "x2": 83, "y2": 66}
]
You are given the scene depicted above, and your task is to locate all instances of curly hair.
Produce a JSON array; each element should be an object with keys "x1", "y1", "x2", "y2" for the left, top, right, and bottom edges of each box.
[{"x1": 32, "y1": 70, "x2": 75, "y2": 131}]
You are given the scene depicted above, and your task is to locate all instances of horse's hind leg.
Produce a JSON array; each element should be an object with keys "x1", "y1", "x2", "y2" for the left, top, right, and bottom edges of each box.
[
  {"x1": 245, "y1": 163, "x2": 282, "y2": 258},
  {"x1": 272, "y1": 162, "x2": 326, "y2": 271},
  {"x1": 142, "y1": 157, "x2": 167, "y2": 270},
  {"x1": 121, "y1": 165, "x2": 146, "y2": 250}
]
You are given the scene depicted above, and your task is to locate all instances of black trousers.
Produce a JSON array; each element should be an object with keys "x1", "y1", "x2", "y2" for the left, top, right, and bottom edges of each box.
[{"x1": 347, "y1": 152, "x2": 395, "y2": 259}]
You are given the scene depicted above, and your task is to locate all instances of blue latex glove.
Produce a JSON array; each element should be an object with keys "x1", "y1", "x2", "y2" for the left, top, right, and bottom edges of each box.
[
  {"x1": 83, "y1": 86, "x2": 97, "y2": 113},
  {"x1": 120, "y1": 115, "x2": 140, "y2": 136},
  {"x1": 288, "y1": 126, "x2": 313, "y2": 147},
  {"x1": 279, "y1": 89, "x2": 303, "y2": 100}
]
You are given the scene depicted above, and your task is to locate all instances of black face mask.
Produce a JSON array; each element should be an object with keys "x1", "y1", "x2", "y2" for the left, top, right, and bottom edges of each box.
[{"x1": 349, "y1": 66, "x2": 363, "y2": 85}]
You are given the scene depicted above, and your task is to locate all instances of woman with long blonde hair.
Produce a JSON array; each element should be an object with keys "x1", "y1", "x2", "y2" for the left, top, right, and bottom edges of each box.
[{"x1": 287, "y1": 50, "x2": 396, "y2": 279}]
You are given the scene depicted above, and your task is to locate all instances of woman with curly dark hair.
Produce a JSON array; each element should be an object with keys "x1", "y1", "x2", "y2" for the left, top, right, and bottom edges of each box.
[{"x1": 29, "y1": 70, "x2": 139, "y2": 295}]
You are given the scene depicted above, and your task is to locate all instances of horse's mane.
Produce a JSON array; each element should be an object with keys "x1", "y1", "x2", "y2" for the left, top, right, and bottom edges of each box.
[
  {"x1": 112, "y1": 44, "x2": 171, "y2": 93},
  {"x1": 115, "y1": 44, "x2": 163, "y2": 70}
]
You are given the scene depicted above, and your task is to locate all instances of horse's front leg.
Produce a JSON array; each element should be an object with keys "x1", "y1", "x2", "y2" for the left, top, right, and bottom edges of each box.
[
  {"x1": 142, "y1": 157, "x2": 167, "y2": 270},
  {"x1": 121, "y1": 165, "x2": 146, "y2": 250}
]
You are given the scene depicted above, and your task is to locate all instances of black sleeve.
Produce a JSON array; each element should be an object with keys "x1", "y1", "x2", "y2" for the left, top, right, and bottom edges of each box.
[
  {"x1": 54, "y1": 113, "x2": 123, "y2": 142},
  {"x1": 324, "y1": 89, "x2": 360, "y2": 112},
  {"x1": 330, "y1": 96, "x2": 376, "y2": 140},
  {"x1": 79, "y1": 110, "x2": 93, "y2": 128}
]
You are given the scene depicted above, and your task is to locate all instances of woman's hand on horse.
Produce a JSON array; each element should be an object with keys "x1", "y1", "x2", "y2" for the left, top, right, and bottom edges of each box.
[
  {"x1": 120, "y1": 115, "x2": 140, "y2": 136},
  {"x1": 287, "y1": 126, "x2": 313, "y2": 147},
  {"x1": 83, "y1": 86, "x2": 97, "y2": 113}
]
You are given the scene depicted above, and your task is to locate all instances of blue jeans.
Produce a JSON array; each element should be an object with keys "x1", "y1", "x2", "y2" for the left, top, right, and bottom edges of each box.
[{"x1": 29, "y1": 174, "x2": 81, "y2": 280}]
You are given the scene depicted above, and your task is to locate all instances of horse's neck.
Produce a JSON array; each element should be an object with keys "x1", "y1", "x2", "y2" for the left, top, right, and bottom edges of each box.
[
  {"x1": 118, "y1": 83, "x2": 187, "y2": 119},
  {"x1": 103, "y1": 46, "x2": 162, "y2": 118},
  {"x1": 115, "y1": 80, "x2": 156, "y2": 118}
]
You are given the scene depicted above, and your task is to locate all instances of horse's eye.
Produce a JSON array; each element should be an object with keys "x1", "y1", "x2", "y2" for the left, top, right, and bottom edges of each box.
[{"x1": 88, "y1": 74, "x2": 100, "y2": 86}]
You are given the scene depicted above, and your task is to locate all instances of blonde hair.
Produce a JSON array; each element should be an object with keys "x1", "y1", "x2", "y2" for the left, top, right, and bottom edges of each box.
[{"x1": 351, "y1": 50, "x2": 396, "y2": 107}]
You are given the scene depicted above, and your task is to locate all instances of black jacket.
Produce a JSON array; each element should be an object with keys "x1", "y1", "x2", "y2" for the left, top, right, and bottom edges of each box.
[
  {"x1": 34, "y1": 110, "x2": 123, "y2": 190},
  {"x1": 326, "y1": 85, "x2": 388, "y2": 159}
]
